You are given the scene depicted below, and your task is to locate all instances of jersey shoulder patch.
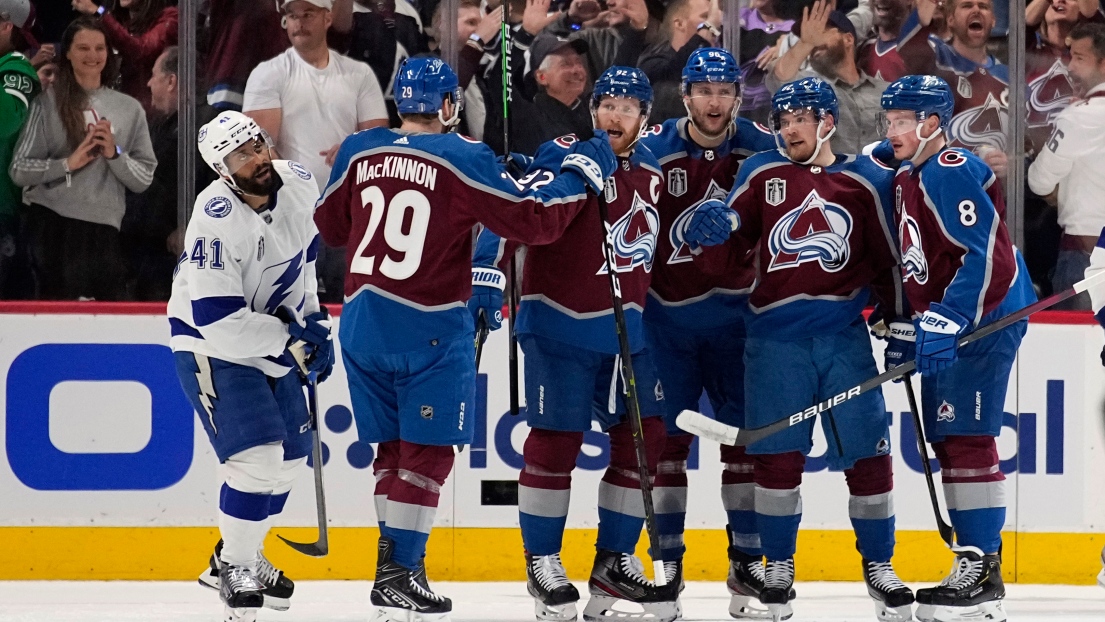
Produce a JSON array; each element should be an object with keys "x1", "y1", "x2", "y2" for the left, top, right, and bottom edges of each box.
[
  {"x1": 204, "y1": 195, "x2": 233, "y2": 218},
  {"x1": 286, "y1": 160, "x2": 313, "y2": 180},
  {"x1": 937, "y1": 149, "x2": 969, "y2": 168}
]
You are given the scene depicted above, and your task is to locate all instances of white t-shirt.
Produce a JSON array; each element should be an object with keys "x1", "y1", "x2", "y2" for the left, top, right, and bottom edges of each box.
[{"x1": 244, "y1": 47, "x2": 388, "y2": 190}]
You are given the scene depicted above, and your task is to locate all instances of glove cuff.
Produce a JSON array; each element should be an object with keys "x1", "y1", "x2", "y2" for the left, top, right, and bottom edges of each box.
[
  {"x1": 920, "y1": 304, "x2": 970, "y2": 335},
  {"x1": 888, "y1": 320, "x2": 916, "y2": 342},
  {"x1": 472, "y1": 266, "x2": 506, "y2": 291},
  {"x1": 561, "y1": 153, "x2": 604, "y2": 190}
]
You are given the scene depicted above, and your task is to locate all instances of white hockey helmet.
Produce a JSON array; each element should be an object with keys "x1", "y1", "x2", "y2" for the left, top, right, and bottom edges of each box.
[{"x1": 198, "y1": 111, "x2": 272, "y2": 191}]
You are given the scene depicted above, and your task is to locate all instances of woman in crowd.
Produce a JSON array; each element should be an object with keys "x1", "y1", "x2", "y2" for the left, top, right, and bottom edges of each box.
[
  {"x1": 72, "y1": 0, "x2": 179, "y2": 113},
  {"x1": 9, "y1": 16, "x2": 156, "y2": 301}
]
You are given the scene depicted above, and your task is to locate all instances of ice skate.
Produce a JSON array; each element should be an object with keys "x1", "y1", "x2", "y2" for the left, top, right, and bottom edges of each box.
[
  {"x1": 726, "y1": 547, "x2": 791, "y2": 620},
  {"x1": 370, "y1": 553, "x2": 452, "y2": 622},
  {"x1": 218, "y1": 563, "x2": 264, "y2": 617},
  {"x1": 661, "y1": 559, "x2": 684, "y2": 618},
  {"x1": 863, "y1": 559, "x2": 915, "y2": 621},
  {"x1": 583, "y1": 549, "x2": 679, "y2": 622},
  {"x1": 198, "y1": 539, "x2": 294, "y2": 610},
  {"x1": 915, "y1": 547, "x2": 1005, "y2": 622},
  {"x1": 757, "y1": 558, "x2": 796, "y2": 622},
  {"x1": 526, "y1": 552, "x2": 579, "y2": 621},
  {"x1": 1098, "y1": 547, "x2": 1104, "y2": 590}
]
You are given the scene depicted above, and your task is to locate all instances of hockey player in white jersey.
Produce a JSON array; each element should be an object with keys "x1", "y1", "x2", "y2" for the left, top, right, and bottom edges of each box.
[
  {"x1": 1087, "y1": 226, "x2": 1105, "y2": 589},
  {"x1": 168, "y1": 110, "x2": 336, "y2": 622}
]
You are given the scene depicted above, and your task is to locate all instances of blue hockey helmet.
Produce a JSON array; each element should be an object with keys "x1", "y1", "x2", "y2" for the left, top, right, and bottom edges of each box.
[
  {"x1": 770, "y1": 77, "x2": 839, "y2": 131},
  {"x1": 880, "y1": 74, "x2": 955, "y2": 130},
  {"x1": 681, "y1": 48, "x2": 741, "y2": 95},
  {"x1": 394, "y1": 57, "x2": 462, "y2": 121},
  {"x1": 592, "y1": 66, "x2": 653, "y2": 113}
]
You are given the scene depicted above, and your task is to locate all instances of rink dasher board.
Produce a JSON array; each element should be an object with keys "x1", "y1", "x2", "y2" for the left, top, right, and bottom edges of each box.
[{"x1": 0, "y1": 307, "x2": 1102, "y2": 583}]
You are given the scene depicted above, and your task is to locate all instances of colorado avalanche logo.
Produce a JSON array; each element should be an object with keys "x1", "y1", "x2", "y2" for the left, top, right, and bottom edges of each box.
[
  {"x1": 204, "y1": 196, "x2": 232, "y2": 218},
  {"x1": 669, "y1": 180, "x2": 728, "y2": 264},
  {"x1": 947, "y1": 92, "x2": 1009, "y2": 152},
  {"x1": 767, "y1": 190, "x2": 852, "y2": 273},
  {"x1": 899, "y1": 212, "x2": 928, "y2": 284},
  {"x1": 288, "y1": 161, "x2": 312, "y2": 180},
  {"x1": 598, "y1": 191, "x2": 660, "y2": 274},
  {"x1": 252, "y1": 252, "x2": 305, "y2": 314},
  {"x1": 1027, "y1": 59, "x2": 1074, "y2": 130}
]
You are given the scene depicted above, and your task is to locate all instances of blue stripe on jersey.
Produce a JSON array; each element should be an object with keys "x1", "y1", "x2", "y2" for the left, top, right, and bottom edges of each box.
[
  {"x1": 219, "y1": 483, "x2": 271, "y2": 522},
  {"x1": 192, "y1": 296, "x2": 247, "y2": 327},
  {"x1": 306, "y1": 234, "x2": 320, "y2": 263},
  {"x1": 169, "y1": 317, "x2": 204, "y2": 339},
  {"x1": 643, "y1": 292, "x2": 748, "y2": 331},
  {"x1": 264, "y1": 352, "x2": 297, "y2": 369},
  {"x1": 517, "y1": 298, "x2": 645, "y2": 355},
  {"x1": 745, "y1": 290, "x2": 870, "y2": 341}
]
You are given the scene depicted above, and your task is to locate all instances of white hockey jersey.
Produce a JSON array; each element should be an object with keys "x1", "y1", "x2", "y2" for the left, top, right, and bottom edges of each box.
[
  {"x1": 1088, "y1": 227, "x2": 1105, "y2": 328},
  {"x1": 168, "y1": 160, "x2": 322, "y2": 377}
]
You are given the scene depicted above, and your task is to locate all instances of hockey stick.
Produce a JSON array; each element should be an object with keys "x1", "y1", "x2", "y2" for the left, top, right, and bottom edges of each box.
[
  {"x1": 475, "y1": 310, "x2": 490, "y2": 369},
  {"x1": 902, "y1": 373, "x2": 955, "y2": 547},
  {"x1": 677, "y1": 269, "x2": 1105, "y2": 446},
  {"x1": 596, "y1": 193, "x2": 667, "y2": 587},
  {"x1": 278, "y1": 371, "x2": 329, "y2": 556},
  {"x1": 501, "y1": 0, "x2": 521, "y2": 416}
]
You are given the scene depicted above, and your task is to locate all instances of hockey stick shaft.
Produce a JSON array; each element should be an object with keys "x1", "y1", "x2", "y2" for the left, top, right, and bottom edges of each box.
[
  {"x1": 597, "y1": 193, "x2": 667, "y2": 586},
  {"x1": 902, "y1": 373, "x2": 955, "y2": 547},
  {"x1": 501, "y1": 1, "x2": 521, "y2": 416},
  {"x1": 278, "y1": 373, "x2": 329, "y2": 556},
  {"x1": 475, "y1": 310, "x2": 490, "y2": 370},
  {"x1": 679, "y1": 269, "x2": 1105, "y2": 446}
]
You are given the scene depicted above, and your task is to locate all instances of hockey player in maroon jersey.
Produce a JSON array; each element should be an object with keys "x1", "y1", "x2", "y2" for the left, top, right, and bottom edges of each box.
[
  {"x1": 474, "y1": 66, "x2": 679, "y2": 622},
  {"x1": 637, "y1": 47, "x2": 779, "y2": 620},
  {"x1": 682, "y1": 77, "x2": 914, "y2": 622},
  {"x1": 896, "y1": 0, "x2": 1010, "y2": 176},
  {"x1": 881, "y1": 74, "x2": 1036, "y2": 622},
  {"x1": 314, "y1": 57, "x2": 616, "y2": 622}
]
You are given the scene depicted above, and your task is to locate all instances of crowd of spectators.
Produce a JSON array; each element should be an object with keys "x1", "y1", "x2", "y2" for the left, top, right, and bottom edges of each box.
[{"x1": 2, "y1": 0, "x2": 1105, "y2": 303}]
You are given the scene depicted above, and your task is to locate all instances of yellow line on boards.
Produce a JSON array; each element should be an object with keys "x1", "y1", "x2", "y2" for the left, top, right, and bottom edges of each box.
[{"x1": 0, "y1": 528, "x2": 1100, "y2": 585}]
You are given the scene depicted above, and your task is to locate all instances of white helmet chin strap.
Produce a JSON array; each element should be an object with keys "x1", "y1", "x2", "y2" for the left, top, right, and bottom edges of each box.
[
  {"x1": 438, "y1": 98, "x2": 462, "y2": 131},
  {"x1": 781, "y1": 119, "x2": 836, "y2": 166},
  {"x1": 910, "y1": 124, "x2": 943, "y2": 163}
]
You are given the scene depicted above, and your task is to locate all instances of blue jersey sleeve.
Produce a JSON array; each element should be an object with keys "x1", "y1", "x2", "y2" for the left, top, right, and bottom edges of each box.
[
  {"x1": 733, "y1": 118, "x2": 777, "y2": 154},
  {"x1": 925, "y1": 150, "x2": 1003, "y2": 326}
]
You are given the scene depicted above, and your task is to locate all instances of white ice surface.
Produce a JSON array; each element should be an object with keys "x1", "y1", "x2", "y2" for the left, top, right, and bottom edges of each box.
[{"x1": 0, "y1": 581, "x2": 1103, "y2": 621}]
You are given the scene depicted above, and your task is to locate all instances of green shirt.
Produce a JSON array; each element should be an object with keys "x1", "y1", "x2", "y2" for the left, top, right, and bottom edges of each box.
[{"x1": 0, "y1": 51, "x2": 41, "y2": 221}]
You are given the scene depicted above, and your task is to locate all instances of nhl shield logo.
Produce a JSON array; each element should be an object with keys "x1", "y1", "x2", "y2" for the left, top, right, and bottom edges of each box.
[
  {"x1": 668, "y1": 168, "x2": 687, "y2": 197},
  {"x1": 765, "y1": 178, "x2": 786, "y2": 206},
  {"x1": 420, "y1": 405, "x2": 434, "y2": 420}
]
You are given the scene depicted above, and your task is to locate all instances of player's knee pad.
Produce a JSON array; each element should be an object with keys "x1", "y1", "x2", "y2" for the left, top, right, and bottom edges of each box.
[
  {"x1": 224, "y1": 442, "x2": 284, "y2": 494},
  {"x1": 752, "y1": 451, "x2": 805, "y2": 490},
  {"x1": 934, "y1": 436, "x2": 1004, "y2": 482},
  {"x1": 656, "y1": 434, "x2": 693, "y2": 488},
  {"x1": 521, "y1": 428, "x2": 584, "y2": 488},
  {"x1": 721, "y1": 444, "x2": 754, "y2": 485},
  {"x1": 271, "y1": 456, "x2": 307, "y2": 496},
  {"x1": 844, "y1": 454, "x2": 893, "y2": 497},
  {"x1": 398, "y1": 441, "x2": 456, "y2": 486}
]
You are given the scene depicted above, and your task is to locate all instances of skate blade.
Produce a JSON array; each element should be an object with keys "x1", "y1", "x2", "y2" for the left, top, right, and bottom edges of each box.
[
  {"x1": 582, "y1": 594, "x2": 679, "y2": 622},
  {"x1": 929, "y1": 600, "x2": 1005, "y2": 622},
  {"x1": 201, "y1": 573, "x2": 290, "y2": 611},
  {"x1": 875, "y1": 602, "x2": 914, "y2": 622},
  {"x1": 766, "y1": 603, "x2": 794, "y2": 622},
  {"x1": 729, "y1": 594, "x2": 790, "y2": 620},
  {"x1": 370, "y1": 606, "x2": 452, "y2": 622},
  {"x1": 1097, "y1": 568, "x2": 1104, "y2": 590},
  {"x1": 536, "y1": 599, "x2": 579, "y2": 621},
  {"x1": 223, "y1": 605, "x2": 258, "y2": 622}
]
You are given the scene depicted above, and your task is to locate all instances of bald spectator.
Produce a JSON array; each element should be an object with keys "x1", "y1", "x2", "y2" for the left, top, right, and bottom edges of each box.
[
  {"x1": 638, "y1": 0, "x2": 721, "y2": 122},
  {"x1": 769, "y1": 1, "x2": 888, "y2": 152}
]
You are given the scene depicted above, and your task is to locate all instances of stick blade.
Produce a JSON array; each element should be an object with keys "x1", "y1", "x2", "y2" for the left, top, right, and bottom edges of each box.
[
  {"x1": 676, "y1": 410, "x2": 739, "y2": 445},
  {"x1": 277, "y1": 533, "x2": 328, "y2": 557}
]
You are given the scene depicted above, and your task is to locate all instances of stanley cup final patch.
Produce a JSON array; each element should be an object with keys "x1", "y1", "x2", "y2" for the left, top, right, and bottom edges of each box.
[
  {"x1": 668, "y1": 168, "x2": 687, "y2": 197},
  {"x1": 766, "y1": 178, "x2": 786, "y2": 206}
]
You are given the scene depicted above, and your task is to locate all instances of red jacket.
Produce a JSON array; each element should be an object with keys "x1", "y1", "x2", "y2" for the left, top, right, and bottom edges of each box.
[{"x1": 101, "y1": 7, "x2": 179, "y2": 114}]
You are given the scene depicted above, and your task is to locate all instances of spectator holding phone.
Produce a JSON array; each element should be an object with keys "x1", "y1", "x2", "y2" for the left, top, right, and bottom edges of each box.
[
  {"x1": 9, "y1": 16, "x2": 156, "y2": 300},
  {"x1": 72, "y1": 0, "x2": 179, "y2": 114}
]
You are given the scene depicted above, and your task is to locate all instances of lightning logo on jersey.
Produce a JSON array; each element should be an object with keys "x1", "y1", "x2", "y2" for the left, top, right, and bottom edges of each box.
[
  {"x1": 598, "y1": 191, "x2": 660, "y2": 274},
  {"x1": 767, "y1": 189, "x2": 853, "y2": 273},
  {"x1": 899, "y1": 212, "x2": 929, "y2": 284},
  {"x1": 947, "y1": 91, "x2": 1010, "y2": 152},
  {"x1": 254, "y1": 251, "x2": 306, "y2": 314},
  {"x1": 668, "y1": 179, "x2": 729, "y2": 265}
]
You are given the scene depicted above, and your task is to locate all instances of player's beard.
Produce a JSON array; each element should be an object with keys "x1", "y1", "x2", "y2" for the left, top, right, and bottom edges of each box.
[
  {"x1": 234, "y1": 163, "x2": 276, "y2": 197},
  {"x1": 689, "y1": 102, "x2": 734, "y2": 138}
]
